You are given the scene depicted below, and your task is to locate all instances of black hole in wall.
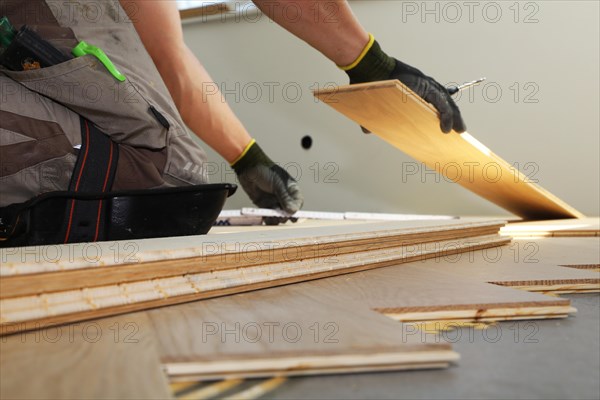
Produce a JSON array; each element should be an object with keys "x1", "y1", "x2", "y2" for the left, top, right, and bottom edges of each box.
[{"x1": 301, "y1": 135, "x2": 313, "y2": 150}]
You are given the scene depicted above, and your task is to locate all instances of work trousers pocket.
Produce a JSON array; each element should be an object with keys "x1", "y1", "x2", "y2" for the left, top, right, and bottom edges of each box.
[{"x1": 1, "y1": 55, "x2": 168, "y2": 150}]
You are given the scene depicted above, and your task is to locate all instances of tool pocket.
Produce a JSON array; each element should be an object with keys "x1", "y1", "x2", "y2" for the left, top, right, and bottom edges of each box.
[{"x1": 1, "y1": 55, "x2": 168, "y2": 150}]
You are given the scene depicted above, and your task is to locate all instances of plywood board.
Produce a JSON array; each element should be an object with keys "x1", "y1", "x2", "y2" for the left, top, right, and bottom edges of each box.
[
  {"x1": 314, "y1": 81, "x2": 583, "y2": 220},
  {"x1": 501, "y1": 218, "x2": 600, "y2": 237}
]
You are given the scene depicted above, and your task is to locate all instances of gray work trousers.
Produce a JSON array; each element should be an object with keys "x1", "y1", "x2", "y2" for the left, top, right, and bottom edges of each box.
[{"x1": 0, "y1": 0, "x2": 210, "y2": 207}]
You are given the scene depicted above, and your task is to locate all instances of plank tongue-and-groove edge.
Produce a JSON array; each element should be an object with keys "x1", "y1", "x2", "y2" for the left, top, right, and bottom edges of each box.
[
  {"x1": 0, "y1": 219, "x2": 505, "y2": 299},
  {"x1": 314, "y1": 81, "x2": 583, "y2": 220},
  {"x1": 0, "y1": 219, "x2": 508, "y2": 334},
  {"x1": 1, "y1": 239, "x2": 510, "y2": 333},
  {"x1": 0, "y1": 219, "x2": 503, "y2": 278}
]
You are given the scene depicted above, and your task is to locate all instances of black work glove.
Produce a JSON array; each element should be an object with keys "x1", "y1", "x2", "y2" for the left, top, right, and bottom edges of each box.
[
  {"x1": 232, "y1": 140, "x2": 304, "y2": 225},
  {"x1": 345, "y1": 38, "x2": 466, "y2": 134}
]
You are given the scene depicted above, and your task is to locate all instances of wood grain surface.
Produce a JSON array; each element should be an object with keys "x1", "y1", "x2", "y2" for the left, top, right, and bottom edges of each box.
[
  {"x1": 0, "y1": 313, "x2": 172, "y2": 400},
  {"x1": 150, "y1": 244, "x2": 578, "y2": 380},
  {"x1": 314, "y1": 81, "x2": 584, "y2": 220},
  {"x1": 152, "y1": 282, "x2": 459, "y2": 381}
]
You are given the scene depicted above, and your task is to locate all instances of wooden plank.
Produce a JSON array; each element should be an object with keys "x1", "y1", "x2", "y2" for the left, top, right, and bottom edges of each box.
[
  {"x1": 0, "y1": 219, "x2": 508, "y2": 333},
  {"x1": 164, "y1": 351, "x2": 457, "y2": 380},
  {"x1": 0, "y1": 312, "x2": 171, "y2": 400},
  {"x1": 314, "y1": 81, "x2": 583, "y2": 220},
  {"x1": 506, "y1": 237, "x2": 599, "y2": 268},
  {"x1": 501, "y1": 218, "x2": 600, "y2": 237},
  {"x1": 411, "y1": 237, "x2": 600, "y2": 294},
  {"x1": 299, "y1": 262, "x2": 572, "y2": 315},
  {"x1": 150, "y1": 279, "x2": 460, "y2": 381},
  {"x1": 0, "y1": 234, "x2": 509, "y2": 333},
  {"x1": 168, "y1": 362, "x2": 451, "y2": 382},
  {"x1": 150, "y1": 251, "x2": 573, "y2": 381},
  {"x1": 0, "y1": 219, "x2": 502, "y2": 278},
  {"x1": 384, "y1": 306, "x2": 576, "y2": 323},
  {"x1": 0, "y1": 221, "x2": 504, "y2": 299},
  {"x1": 560, "y1": 265, "x2": 600, "y2": 273}
]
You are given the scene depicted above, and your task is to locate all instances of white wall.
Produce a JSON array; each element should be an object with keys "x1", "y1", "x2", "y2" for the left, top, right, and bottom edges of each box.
[{"x1": 181, "y1": 0, "x2": 600, "y2": 217}]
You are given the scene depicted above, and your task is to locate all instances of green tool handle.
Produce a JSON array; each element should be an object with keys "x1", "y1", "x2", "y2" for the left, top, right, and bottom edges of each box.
[
  {"x1": 0, "y1": 16, "x2": 16, "y2": 49},
  {"x1": 72, "y1": 41, "x2": 126, "y2": 82}
]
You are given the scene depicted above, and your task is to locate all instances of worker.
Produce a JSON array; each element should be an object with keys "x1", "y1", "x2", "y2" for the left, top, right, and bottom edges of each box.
[{"x1": 0, "y1": 0, "x2": 465, "y2": 246}]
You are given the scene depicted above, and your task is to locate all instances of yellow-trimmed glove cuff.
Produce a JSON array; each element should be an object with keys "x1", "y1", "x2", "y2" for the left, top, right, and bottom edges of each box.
[
  {"x1": 341, "y1": 34, "x2": 396, "y2": 84},
  {"x1": 230, "y1": 139, "x2": 274, "y2": 174}
]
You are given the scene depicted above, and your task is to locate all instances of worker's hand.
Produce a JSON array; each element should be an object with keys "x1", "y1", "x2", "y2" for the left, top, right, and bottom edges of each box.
[
  {"x1": 344, "y1": 36, "x2": 466, "y2": 134},
  {"x1": 388, "y1": 60, "x2": 466, "y2": 133},
  {"x1": 232, "y1": 140, "x2": 304, "y2": 225}
]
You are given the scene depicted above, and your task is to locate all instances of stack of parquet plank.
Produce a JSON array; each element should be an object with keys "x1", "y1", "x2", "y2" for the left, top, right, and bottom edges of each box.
[
  {"x1": 2, "y1": 222, "x2": 599, "y2": 397},
  {"x1": 0, "y1": 218, "x2": 507, "y2": 334}
]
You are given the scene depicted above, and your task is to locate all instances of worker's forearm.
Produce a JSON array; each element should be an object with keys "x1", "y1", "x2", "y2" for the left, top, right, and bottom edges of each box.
[
  {"x1": 156, "y1": 45, "x2": 252, "y2": 163},
  {"x1": 122, "y1": 0, "x2": 251, "y2": 163},
  {"x1": 252, "y1": 0, "x2": 369, "y2": 66}
]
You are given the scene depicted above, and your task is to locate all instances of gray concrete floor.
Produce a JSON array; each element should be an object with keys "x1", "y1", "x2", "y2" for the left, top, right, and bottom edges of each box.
[{"x1": 262, "y1": 294, "x2": 600, "y2": 400}]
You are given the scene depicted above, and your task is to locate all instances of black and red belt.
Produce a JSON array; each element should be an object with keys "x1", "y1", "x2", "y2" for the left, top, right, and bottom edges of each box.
[{"x1": 0, "y1": 118, "x2": 235, "y2": 248}]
